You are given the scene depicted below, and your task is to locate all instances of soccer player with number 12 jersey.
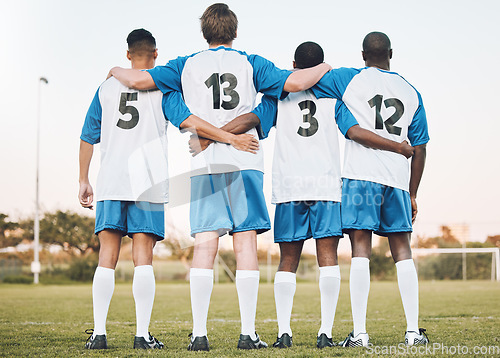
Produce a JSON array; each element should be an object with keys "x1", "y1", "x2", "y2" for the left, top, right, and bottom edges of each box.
[{"x1": 311, "y1": 31, "x2": 429, "y2": 348}]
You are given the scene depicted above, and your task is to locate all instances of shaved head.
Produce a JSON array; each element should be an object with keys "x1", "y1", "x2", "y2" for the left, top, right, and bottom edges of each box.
[{"x1": 362, "y1": 32, "x2": 391, "y2": 62}]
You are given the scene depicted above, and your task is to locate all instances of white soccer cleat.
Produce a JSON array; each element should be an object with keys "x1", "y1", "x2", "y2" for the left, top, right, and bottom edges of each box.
[
  {"x1": 338, "y1": 331, "x2": 370, "y2": 347},
  {"x1": 405, "y1": 328, "x2": 429, "y2": 346}
]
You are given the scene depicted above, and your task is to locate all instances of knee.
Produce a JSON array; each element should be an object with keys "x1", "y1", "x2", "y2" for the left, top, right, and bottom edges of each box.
[{"x1": 278, "y1": 257, "x2": 299, "y2": 273}]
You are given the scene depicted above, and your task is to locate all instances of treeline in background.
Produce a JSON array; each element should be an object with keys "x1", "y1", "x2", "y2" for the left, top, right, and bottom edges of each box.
[{"x1": 1, "y1": 211, "x2": 499, "y2": 284}]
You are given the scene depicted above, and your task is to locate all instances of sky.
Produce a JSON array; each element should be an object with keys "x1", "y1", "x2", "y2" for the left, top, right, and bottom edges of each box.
[{"x1": 1, "y1": 0, "x2": 500, "y2": 252}]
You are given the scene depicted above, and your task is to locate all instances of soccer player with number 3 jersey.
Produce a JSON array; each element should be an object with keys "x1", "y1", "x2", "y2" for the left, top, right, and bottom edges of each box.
[
  {"x1": 311, "y1": 32, "x2": 430, "y2": 348},
  {"x1": 253, "y1": 42, "x2": 415, "y2": 349},
  {"x1": 107, "y1": 3, "x2": 332, "y2": 351}
]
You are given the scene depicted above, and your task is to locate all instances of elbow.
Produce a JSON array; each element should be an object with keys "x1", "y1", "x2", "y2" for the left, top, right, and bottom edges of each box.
[
  {"x1": 346, "y1": 126, "x2": 361, "y2": 142},
  {"x1": 286, "y1": 82, "x2": 304, "y2": 93},
  {"x1": 414, "y1": 143, "x2": 427, "y2": 156},
  {"x1": 250, "y1": 116, "x2": 261, "y2": 128},
  {"x1": 284, "y1": 77, "x2": 305, "y2": 93}
]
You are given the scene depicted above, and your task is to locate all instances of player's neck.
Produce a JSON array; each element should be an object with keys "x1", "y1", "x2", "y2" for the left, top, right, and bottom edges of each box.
[
  {"x1": 131, "y1": 60, "x2": 155, "y2": 70},
  {"x1": 209, "y1": 41, "x2": 233, "y2": 49},
  {"x1": 365, "y1": 61, "x2": 390, "y2": 71}
]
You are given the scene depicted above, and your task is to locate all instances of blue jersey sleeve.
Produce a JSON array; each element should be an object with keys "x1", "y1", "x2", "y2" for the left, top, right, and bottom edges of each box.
[
  {"x1": 162, "y1": 91, "x2": 192, "y2": 129},
  {"x1": 248, "y1": 54, "x2": 292, "y2": 99},
  {"x1": 335, "y1": 100, "x2": 359, "y2": 138},
  {"x1": 407, "y1": 92, "x2": 430, "y2": 146},
  {"x1": 80, "y1": 89, "x2": 102, "y2": 144},
  {"x1": 252, "y1": 95, "x2": 278, "y2": 139},
  {"x1": 311, "y1": 67, "x2": 360, "y2": 100},
  {"x1": 147, "y1": 56, "x2": 188, "y2": 94}
]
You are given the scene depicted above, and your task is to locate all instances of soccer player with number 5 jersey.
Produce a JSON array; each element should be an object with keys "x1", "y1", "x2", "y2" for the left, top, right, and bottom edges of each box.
[{"x1": 311, "y1": 31, "x2": 430, "y2": 348}]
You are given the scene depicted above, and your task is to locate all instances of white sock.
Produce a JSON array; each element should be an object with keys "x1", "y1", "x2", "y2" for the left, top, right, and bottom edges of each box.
[
  {"x1": 274, "y1": 271, "x2": 296, "y2": 337},
  {"x1": 396, "y1": 259, "x2": 419, "y2": 332},
  {"x1": 92, "y1": 266, "x2": 115, "y2": 336},
  {"x1": 350, "y1": 257, "x2": 370, "y2": 336},
  {"x1": 318, "y1": 265, "x2": 341, "y2": 338},
  {"x1": 236, "y1": 270, "x2": 260, "y2": 340},
  {"x1": 190, "y1": 268, "x2": 213, "y2": 337},
  {"x1": 133, "y1": 265, "x2": 155, "y2": 339}
]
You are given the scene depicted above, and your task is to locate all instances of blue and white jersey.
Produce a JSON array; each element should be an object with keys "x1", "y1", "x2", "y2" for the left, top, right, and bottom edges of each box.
[
  {"x1": 147, "y1": 46, "x2": 291, "y2": 176},
  {"x1": 81, "y1": 77, "x2": 175, "y2": 203},
  {"x1": 312, "y1": 67, "x2": 429, "y2": 192},
  {"x1": 254, "y1": 90, "x2": 350, "y2": 204}
]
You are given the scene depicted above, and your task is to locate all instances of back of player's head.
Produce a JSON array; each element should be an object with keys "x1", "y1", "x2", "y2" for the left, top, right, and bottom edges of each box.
[
  {"x1": 362, "y1": 32, "x2": 391, "y2": 62},
  {"x1": 200, "y1": 3, "x2": 238, "y2": 45},
  {"x1": 127, "y1": 28, "x2": 156, "y2": 56},
  {"x1": 294, "y1": 41, "x2": 324, "y2": 69}
]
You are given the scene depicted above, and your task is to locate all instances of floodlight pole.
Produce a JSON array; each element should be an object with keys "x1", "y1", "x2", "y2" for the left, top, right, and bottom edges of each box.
[{"x1": 33, "y1": 77, "x2": 48, "y2": 284}]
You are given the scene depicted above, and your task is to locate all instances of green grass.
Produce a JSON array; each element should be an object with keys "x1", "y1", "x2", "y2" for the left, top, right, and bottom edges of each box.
[{"x1": 0, "y1": 281, "x2": 499, "y2": 357}]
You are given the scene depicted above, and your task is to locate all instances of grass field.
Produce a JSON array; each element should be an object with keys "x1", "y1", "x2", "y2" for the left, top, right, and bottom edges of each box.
[{"x1": 0, "y1": 281, "x2": 499, "y2": 357}]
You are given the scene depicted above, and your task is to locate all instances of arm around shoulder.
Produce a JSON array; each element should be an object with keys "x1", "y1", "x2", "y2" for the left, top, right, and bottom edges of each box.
[
  {"x1": 283, "y1": 63, "x2": 332, "y2": 93},
  {"x1": 108, "y1": 67, "x2": 156, "y2": 90}
]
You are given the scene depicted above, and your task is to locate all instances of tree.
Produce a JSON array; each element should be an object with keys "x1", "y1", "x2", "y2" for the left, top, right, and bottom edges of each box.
[
  {"x1": 0, "y1": 213, "x2": 21, "y2": 248},
  {"x1": 485, "y1": 235, "x2": 500, "y2": 248},
  {"x1": 20, "y1": 210, "x2": 98, "y2": 256}
]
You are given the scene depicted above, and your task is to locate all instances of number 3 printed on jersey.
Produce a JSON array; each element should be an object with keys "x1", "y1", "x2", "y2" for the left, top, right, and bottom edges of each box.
[
  {"x1": 117, "y1": 92, "x2": 139, "y2": 130},
  {"x1": 368, "y1": 94, "x2": 404, "y2": 136},
  {"x1": 297, "y1": 100, "x2": 318, "y2": 137}
]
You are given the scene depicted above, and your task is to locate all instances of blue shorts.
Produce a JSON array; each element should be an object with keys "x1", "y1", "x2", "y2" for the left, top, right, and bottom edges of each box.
[
  {"x1": 274, "y1": 201, "x2": 342, "y2": 243},
  {"x1": 95, "y1": 200, "x2": 165, "y2": 240},
  {"x1": 341, "y1": 178, "x2": 412, "y2": 236},
  {"x1": 190, "y1": 170, "x2": 271, "y2": 237}
]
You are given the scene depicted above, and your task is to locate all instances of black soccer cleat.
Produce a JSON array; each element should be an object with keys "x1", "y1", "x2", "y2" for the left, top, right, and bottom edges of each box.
[
  {"x1": 84, "y1": 329, "x2": 107, "y2": 349},
  {"x1": 317, "y1": 333, "x2": 336, "y2": 348},
  {"x1": 237, "y1": 332, "x2": 268, "y2": 349},
  {"x1": 405, "y1": 328, "x2": 429, "y2": 346},
  {"x1": 187, "y1": 333, "x2": 209, "y2": 351},
  {"x1": 133, "y1": 333, "x2": 164, "y2": 349},
  {"x1": 272, "y1": 333, "x2": 292, "y2": 348},
  {"x1": 338, "y1": 331, "x2": 370, "y2": 347}
]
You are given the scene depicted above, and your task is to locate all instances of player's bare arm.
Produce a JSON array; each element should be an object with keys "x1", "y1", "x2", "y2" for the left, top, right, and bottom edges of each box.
[
  {"x1": 283, "y1": 63, "x2": 332, "y2": 93},
  {"x1": 78, "y1": 140, "x2": 94, "y2": 210},
  {"x1": 347, "y1": 125, "x2": 414, "y2": 158},
  {"x1": 409, "y1": 144, "x2": 427, "y2": 222},
  {"x1": 107, "y1": 67, "x2": 157, "y2": 90},
  {"x1": 181, "y1": 114, "x2": 259, "y2": 154},
  {"x1": 189, "y1": 113, "x2": 260, "y2": 156}
]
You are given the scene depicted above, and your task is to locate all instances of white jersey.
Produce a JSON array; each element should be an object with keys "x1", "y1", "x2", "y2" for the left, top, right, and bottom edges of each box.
[
  {"x1": 255, "y1": 91, "x2": 342, "y2": 204},
  {"x1": 81, "y1": 77, "x2": 169, "y2": 203},
  {"x1": 148, "y1": 46, "x2": 291, "y2": 176},
  {"x1": 312, "y1": 67, "x2": 429, "y2": 191}
]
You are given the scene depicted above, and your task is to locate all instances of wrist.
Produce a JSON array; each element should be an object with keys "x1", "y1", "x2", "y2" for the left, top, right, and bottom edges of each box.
[{"x1": 226, "y1": 133, "x2": 236, "y2": 145}]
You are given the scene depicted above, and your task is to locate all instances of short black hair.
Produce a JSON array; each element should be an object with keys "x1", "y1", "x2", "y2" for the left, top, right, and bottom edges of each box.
[
  {"x1": 294, "y1": 41, "x2": 324, "y2": 69},
  {"x1": 362, "y1": 32, "x2": 391, "y2": 61},
  {"x1": 127, "y1": 28, "x2": 156, "y2": 54}
]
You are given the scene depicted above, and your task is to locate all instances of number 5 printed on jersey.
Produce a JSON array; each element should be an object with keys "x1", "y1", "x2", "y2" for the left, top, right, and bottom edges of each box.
[
  {"x1": 117, "y1": 92, "x2": 139, "y2": 130},
  {"x1": 368, "y1": 94, "x2": 404, "y2": 135}
]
